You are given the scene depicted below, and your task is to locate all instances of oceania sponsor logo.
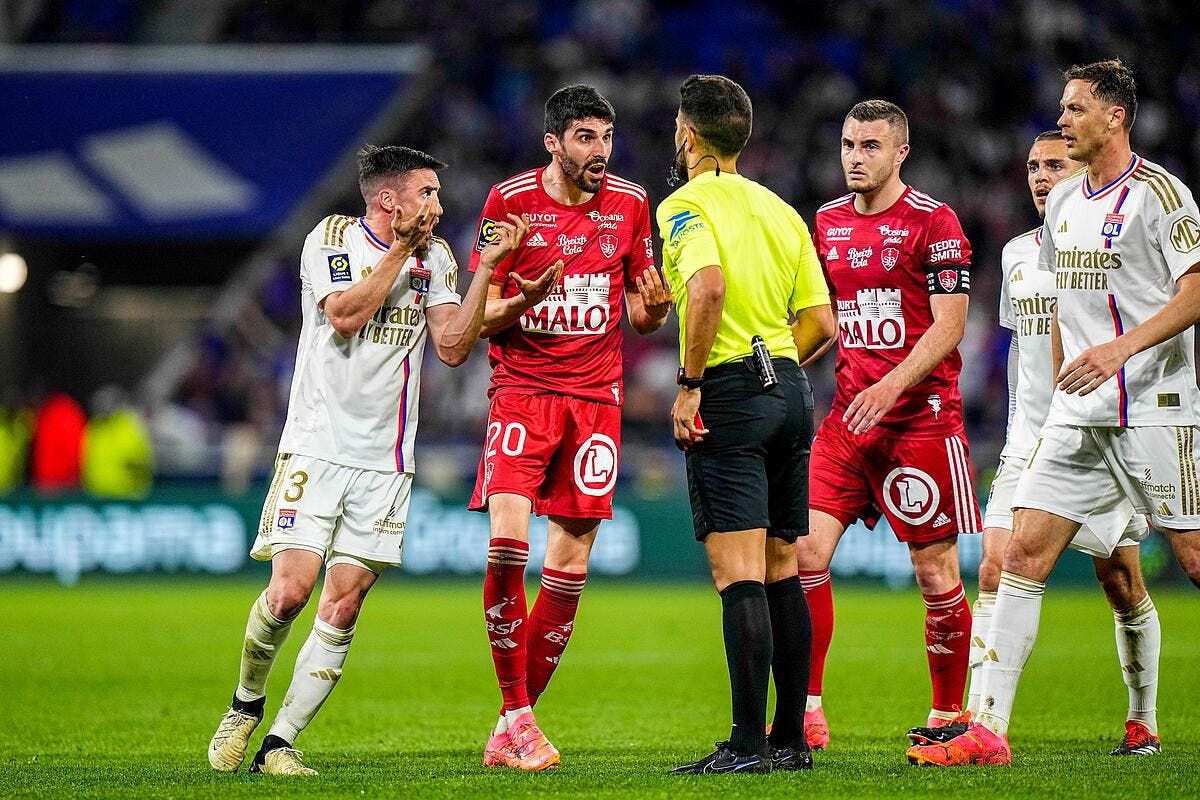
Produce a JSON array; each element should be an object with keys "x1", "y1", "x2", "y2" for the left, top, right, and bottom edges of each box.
[
  {"x1": 826, "y1": 226, "x2": 853, "y2": 241},
  {"x1": 588, "y1": 210, "x2": 624, "y2": 229}
]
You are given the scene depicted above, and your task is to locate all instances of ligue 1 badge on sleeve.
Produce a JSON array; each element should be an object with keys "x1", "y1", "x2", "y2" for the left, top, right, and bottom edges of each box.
[{"x1": 328, "y1": 254, "x2": 352, "y2": 283}]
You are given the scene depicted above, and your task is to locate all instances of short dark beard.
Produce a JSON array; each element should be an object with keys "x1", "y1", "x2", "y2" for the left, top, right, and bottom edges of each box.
[{"x1": 560, "y1": 152, "x2": 605, "y2": 193}]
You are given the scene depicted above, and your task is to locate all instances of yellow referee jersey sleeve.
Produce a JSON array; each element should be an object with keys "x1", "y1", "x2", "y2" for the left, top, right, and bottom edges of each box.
[{"x1": 657, "y1": 172, "x2": 827, "y2": 367}]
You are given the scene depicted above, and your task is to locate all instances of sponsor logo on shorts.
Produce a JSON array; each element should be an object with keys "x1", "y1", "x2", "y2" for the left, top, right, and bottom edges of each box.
[
  {"x1": 277, "y1": 508, "x2": 296, "y2": 529},
  {"x1": 1138, "y1": 466, "x2": 1177, "y2": 501},
  {"x1": 372, "y1": 517, "x2": 406, "y2": 536},
  {"x1": 574, "y1": 433, "x2": 618, "y2": 497},
  {"x1": 882, "y1": 466, "x2": 940, "y2": 526}
]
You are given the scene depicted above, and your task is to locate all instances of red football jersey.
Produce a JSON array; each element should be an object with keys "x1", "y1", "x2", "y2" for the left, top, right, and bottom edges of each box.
[
  {"x1": 813, "y1": 186, "x2": 972, "y2": 438},
  {"x1": 468, "y1": 168, "x2": 655, "y2": 405}
]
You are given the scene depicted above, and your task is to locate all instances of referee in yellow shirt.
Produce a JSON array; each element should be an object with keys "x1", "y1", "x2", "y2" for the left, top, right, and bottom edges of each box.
[{"x1": 659, "y1": 75, "x2": 835, "y2": 775}]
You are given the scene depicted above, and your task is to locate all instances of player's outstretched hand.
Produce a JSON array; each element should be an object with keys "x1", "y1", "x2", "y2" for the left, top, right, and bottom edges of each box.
[
  {"x1": 672, "y1": 387, "x2": 708, "y2": 449},
  {"x1": 635, "y1": 267, "x2": 674, "y2": 320},
  {"x1": 843, "y1": 377, "x2": 903, "y2": 435},
  {"x1": 513, "y1": 259, "x2": 564, "y2": 306},
  {"x1": 480, "y1": 213, "x2": 530, "y2": 266},
  {"x1": 1056, "y1": 338, "x2": 1133, "y2": 395},
  {"x1": 390, "y1": 195, "x2": 438, "y2": 253}
]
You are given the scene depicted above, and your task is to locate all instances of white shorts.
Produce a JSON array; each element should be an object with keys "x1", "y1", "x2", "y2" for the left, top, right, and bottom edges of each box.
[
  {"x1": 984, "y1": 454, "x2": 1146, "y2": 556},
  {"x1": 1012, "y1": 422, "x2": 1200, "y2": 556},
  {"x1": 251, "y1": 453, "x2": 411, "y2": 568}
]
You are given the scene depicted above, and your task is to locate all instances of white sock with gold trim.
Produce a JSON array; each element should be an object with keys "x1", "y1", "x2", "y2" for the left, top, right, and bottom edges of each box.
[
  {"x1": 267, "y1": 618, "x2": 356, "y2": 743},
  {"x1": 976, "y1": 572, "x2": 1044, "y2": 736}
]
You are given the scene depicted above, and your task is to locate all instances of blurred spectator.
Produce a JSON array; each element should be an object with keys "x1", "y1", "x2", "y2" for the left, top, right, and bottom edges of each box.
[
  {"x1": 81, "y1": 385, "x2": 153, "y2": 499},
  {"x1": 30, "y1": 390, "x2": 86, "y2": 493},
  {"x1": 0, "y1": 395, "x2": 32, "y2": 495}
]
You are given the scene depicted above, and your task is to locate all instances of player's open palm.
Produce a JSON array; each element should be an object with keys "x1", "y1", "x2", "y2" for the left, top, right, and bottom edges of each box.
[
  {"x1": 843, "y1": 377, "x2": 903, "y2": 434},
  {"x1": 1057, "y1": 339, "x2": 1133, "y2": 396},
  {"x1": 390, "y1": 195, "x2": 438, "y2": 252},
  {"x1": 514, "y1": 259, "x2": 564, "y2": 306},
  {"x1": 635, "y1": 267, "x2": 673, "y2": 320},
  {"x1": 480, "y1": 214, "x2": 530, "y2": 265}
]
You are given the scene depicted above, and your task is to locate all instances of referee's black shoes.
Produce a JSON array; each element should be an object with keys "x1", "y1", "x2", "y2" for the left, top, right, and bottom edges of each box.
[
  {"x1": 769, "y1": 739, "x2": 814, "y2": 771},
  {"x1": 670, "y1": 742, "x2": 772, "y2": 775}
]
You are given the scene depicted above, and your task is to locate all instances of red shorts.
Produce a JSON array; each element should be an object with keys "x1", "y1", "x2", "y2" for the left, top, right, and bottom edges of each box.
[
  {"x1": 469, "y1": 392, "x2": 620, "y2": 520},
  {"x1": 809, "y1": 417, "x2": 981, "y2": 543}
]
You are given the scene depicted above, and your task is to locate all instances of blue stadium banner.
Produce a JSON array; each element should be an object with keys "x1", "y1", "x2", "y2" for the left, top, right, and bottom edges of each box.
[{"x1": 0, "y1": 45, "x2": 427, "y2": 240}]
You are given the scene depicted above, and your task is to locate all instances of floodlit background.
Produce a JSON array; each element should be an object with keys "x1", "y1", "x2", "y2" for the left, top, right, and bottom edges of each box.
[{"x1": 1, "y1": 0, "x2": 1198, "y2": 585}]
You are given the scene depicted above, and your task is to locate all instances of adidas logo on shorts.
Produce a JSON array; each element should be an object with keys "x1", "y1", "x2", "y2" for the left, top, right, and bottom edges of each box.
[{"x1": 932, "y1": 512, "x2": 951, "y2": 528}]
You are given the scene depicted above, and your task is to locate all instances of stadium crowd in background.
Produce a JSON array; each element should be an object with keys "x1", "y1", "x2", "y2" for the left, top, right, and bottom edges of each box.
[{"x1": 3, "y1": 1, "x2": 1198, "y2": 499}]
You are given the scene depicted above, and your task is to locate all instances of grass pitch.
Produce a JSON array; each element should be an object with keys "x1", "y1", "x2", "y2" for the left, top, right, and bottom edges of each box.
[{"x1": 3, "y1": 577, "x2": 1199, "y2": 798}]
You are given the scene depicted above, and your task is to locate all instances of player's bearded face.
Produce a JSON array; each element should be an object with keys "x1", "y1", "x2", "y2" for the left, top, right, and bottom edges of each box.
[
  {"x1": 840, "y1": 119, "x2": 904, "y2": 194},
  {"x1": 554, "y1": 118, "x2": 613, "y2": 193}
]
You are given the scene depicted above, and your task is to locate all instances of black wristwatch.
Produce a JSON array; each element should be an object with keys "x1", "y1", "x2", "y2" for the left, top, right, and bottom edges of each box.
[{"x1": 677, "y1": 368, "x2": 704, "y2": 390}]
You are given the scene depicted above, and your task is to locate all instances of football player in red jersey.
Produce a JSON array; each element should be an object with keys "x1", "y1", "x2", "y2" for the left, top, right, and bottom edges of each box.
[
  {"x1": 467, "y1": 85, "x2": 673, "y2": 771},
  {"x1": 797, "y1": 100, "x2": 980, "y2": 751}
]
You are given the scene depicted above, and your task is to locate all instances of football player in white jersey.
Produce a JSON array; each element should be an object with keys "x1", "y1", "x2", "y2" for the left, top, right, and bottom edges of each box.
[
  {"x1": 907, "y1": 130, "x2": 1161, "y2": 756},
  {"x1": 207, "y1": 145, "x2": 534, "y2": 776},
  {"x1": 910, "y1": 59, "x2": 1200, "y2": 767}
]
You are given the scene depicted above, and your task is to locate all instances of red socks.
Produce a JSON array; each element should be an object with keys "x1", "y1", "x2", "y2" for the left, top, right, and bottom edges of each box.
[
  {"x1": 923, "y1": 583, "x2": 972, "y2": 712},
  {"x1": 798, "y1": 569, "x2": 833, "y2": 698},
  {"x1": 525, "y1": 568, "x2": 587, "y2": 706},
  {"x1": 484, "y1": 537, "x2": 530, "y2": 712}
]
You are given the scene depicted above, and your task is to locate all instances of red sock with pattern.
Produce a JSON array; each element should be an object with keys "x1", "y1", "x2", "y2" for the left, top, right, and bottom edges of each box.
[
  {"x1": 799, "y1": 569, "x2": 834, "y2": 699},
  {"x1": 924, "y1": 583, "x2": 972, "y2": 714},
  {"x1": 484, "y1": 537, "x2": 530, "y2": 712},
  {"x1": 525, "y1": 568, "x2": 587, "y2": 706}
]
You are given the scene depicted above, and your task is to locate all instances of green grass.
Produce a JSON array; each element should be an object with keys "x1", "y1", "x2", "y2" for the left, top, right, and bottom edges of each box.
[{"x1": 2, "y1": 578, "x2": 1199, "y2": 798}]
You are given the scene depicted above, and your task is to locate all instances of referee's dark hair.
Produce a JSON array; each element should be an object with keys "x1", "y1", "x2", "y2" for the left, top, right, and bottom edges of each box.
[
  {"x1": 358, "y1": 144, "x2": 446, "y2": 204},
  {"x1": 545, "y1": 84, "x2": 616, "y2": 139},
  {"x1": 679, "y1": 74, "x2": 753, "y2": 156}
]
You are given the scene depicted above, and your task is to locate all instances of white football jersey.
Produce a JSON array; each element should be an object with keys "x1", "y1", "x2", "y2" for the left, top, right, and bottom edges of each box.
[
  {"x1": 278, "y1": 215, "x2": 461, "y2": 472},
  {"x1": 1039, "y1": 155, "x2": 1200, "y2": 426},
  {"x1": 999, "y1": 227, "x2": 1056, "y2": 458}
]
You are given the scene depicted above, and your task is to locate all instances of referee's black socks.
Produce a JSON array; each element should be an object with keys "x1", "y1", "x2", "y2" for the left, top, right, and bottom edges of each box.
[
  {"x1": 765, "y1": 575, "x2": 812, "y2": 748},
  {"x1": 720, "y1": 580, "x2": 773, "y2": 756}
]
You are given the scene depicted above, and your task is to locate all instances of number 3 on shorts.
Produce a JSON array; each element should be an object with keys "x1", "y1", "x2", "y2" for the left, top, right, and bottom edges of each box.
[
  {"x1": 284, "y1": 470, "x2": 309, "y2": 502},
  {"x1": 486, "y1": 421, "x2": 527, "y2": 459}
]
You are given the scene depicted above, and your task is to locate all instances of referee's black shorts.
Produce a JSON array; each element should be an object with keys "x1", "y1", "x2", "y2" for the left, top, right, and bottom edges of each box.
[{"x1": 685, "y1": 357, "x2": 814, "y2": 542}]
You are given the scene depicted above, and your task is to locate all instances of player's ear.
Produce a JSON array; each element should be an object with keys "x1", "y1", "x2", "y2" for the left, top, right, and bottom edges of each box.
[
  {"x1": 544, "y1": 132, "x2": 559, "y2": 155},
  {"x1": 378, "y1": 188, "x2": 394, "y2": 214},
  {"x1": 895, "y1": 142, "x2": 910, "y2": 167},
  {"x1": 684, "y1": 124, "x2": 699, "y2": 153}
]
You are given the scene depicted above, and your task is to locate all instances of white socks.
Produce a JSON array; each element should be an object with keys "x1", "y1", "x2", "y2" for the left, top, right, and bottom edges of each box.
[
  {"x1": 267, "y1": 617, "x2": 356, "y2": 744},
  {"x1": 805, "y1": 695, "x2": 822, "y2": 712},
  {"x1": 235, "y1": 590, "x2": 296, "y2": 703},
  {"x1": 1114, "y1": 594, "x2": 1160, "y2": 734},
  {"x1": 977, "y1": 572, "x2": 1044, "y2": 736},
  {"x1": 966, "y1": 590, "x2": 996, "y2": 716}
]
